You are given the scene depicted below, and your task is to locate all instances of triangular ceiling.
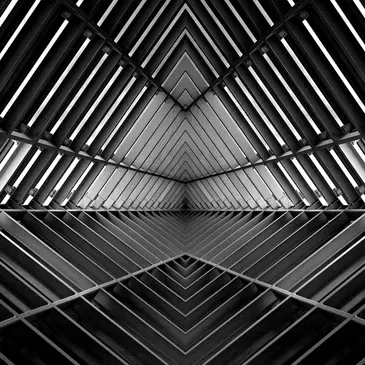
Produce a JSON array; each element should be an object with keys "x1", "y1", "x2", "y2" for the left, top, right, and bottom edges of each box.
[{"x1": 0, "y1": 0, "x2": 365, "y2": 211}]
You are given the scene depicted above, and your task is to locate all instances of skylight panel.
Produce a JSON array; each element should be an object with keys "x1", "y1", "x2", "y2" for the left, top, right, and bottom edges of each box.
[
  {"x1": 129, "y1": 0, "x2": 171, "y2": 57},
  {"x1": 248, "y1": 66, "x2": 302, "y2": 140},
  {"x1": 309, "y1": 153, "x2": 348, "y2": 205},
  {"x1": 0, "y1": 17, "x2": 69, "y2": 118},
  {"x1": 331, "y1": 0, "x2": 365, "y2": 52},
  {"x1": 223, "y1": 84, "x2": 270, "y2": 151},
  {"x1": 281, "y1": 38, "x2": 344, "y2": 127},
  {"x1": 201, "y1": 0, "x2": 242, "y2": 56},
  {"x1": 23, "y1": 153, "x2": 63, "y2": 205},
  {"x1": 28, "y1": 37, "x2": 91, "y2": 128},
  {"x1": 263, "y1": 53, "x2": 321, "y2": 134},
  {"x1": 234, "y1": 75, "x2": 286, "y2": 147},
  {"x1": 51, "y1": 52, "x2": 109, "y2": 135},
  {"x1": 277, "y1": 161, "x2": 310, "y2": 206},
  {"x1": 85, "y1": 75, "x2": 136, "y2": 147},
  {"x1": 303, "y1": 19, "x2": 365, "y2": 115},
  {"x1": 61, "y1": 162, "x2": 94, "y2": 206},
  {"x1": 253, "y1": 0, "x2": 274, "y2": 26},
  {"x1": 0, "y1": 0, "x2": 41, "y2": 62},
  {"x1": 68, "y1": 64, "x2": 124, "y2": 141},
  {"x1": 114, "y1": 0, "x2": 148, "y2": 43},
  {"x1": 43, "y1": 157, "x2": 80, "y2": 206},
  {"x1": 0, "y1": 0, "x2": 18, "y2": 29}
]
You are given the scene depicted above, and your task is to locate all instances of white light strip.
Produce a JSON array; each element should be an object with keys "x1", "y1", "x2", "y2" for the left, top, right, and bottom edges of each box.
[
  {"x1": 224, "y1": 85, "x2": 270, "y2": 150},
  {"x1": 69, "y1": 65, "x2": 123, "y2": 141},
  {"x1": 61, "y1": 162, "x2": 94, "y2": 206},
  {"x1": 28, "y1": 38, "x2": 91, "y2": 128},
  {"x1": 287, "y1": 0, "x2": 295, "y2": 7},
  {"x1": 263, "y1": 53, "x2": 321, "y2": 134},
  {"x1": 129, "y1": 0, "x2": 170, "y2": 57},
  {"x1": 86, "y1": 76, "x2": 136, "y2": 146},
  {"x1": 309, "y1": 153, "x2": 336, "y2": 189},
  {"x1": 152, "y1": 31, "x2": 185, "y2": 78},
  {"x1": 0, "y1": 19, "x2": 69, "y2": 118},
  {"x1": 34, "y1": 153, "x2": 63, "y2": 190},
  {"x1": 13, "y1": 148, "x2": 42, "y2": 188},
  {"x1": 152, "y1": 30, "x2": 217, "y2": 79},
  {"x1": 330, "y1": 148, "x2": 358, "y2": 187},
  {"x1": 278, "y1": 161, "x2": 310, "y2": 206},
  {"x1": 235, "y1": 75, "x2": 286, "y2": 146},
  {"x1": 0, "y1": 140, "x2": 19, "y2": 172},
  {"x1": 224, "y1": 0, "x2": 256, "y2": 42},
  {"x1": 44, "y1": 157, "x2": 80, "y2": 206},
  {"x1": 353, "y1": 140, "x2": 365, "y2": 163},
  {"x1": 141, "y1": 6, "x2": 184, "y2": 68},
  {"x1": 253, "y1": 0, "x2": 274, "y2": 26},
  {"x1": 0, "y1": 0, "x2": 18, "y2": 29},
  {"x1": 186, "y1": 6, "x2": 230, "y2": 68},
  {"x1": 51, "y1": 53, "x2": 109, "y2": 135},
  {"x1": 331, "y1": 0, "x2": 365, "y2": 52},
  {"x1": 0, "y1": 194, "x2": 10, "y2": 205},
  {"x1": 338, "y1": 195, "x2": 349, "y2": 205},
  {"x1": 97, "y1": 0, "x2": 118, "y2": 26},
  {"x1": 53, "y1": 158, "x2": 80, "y2": 192},
  {"x1": 303, "y1": 20, "x2": 365, "y2": 115},
  {"x1": 318, "y1": 195, "x2": 329, "y2": 206},
  {"x1": 281, "y1": 38, "x2": 344, "y2": 127},
  {"x1": 114, "y1": 0, "x2": 148, "y2": 42},
  {"x1": 183, "y1": 36, "x2": 219, "y2": 79},
  {"x1": 76, "y1": 0, "x2": 85, "y2": 6},
  {"x1": 249, "y1": 66, "x2": 302, "y2": 140},
  {"x1": 201, "y1": 0, "x2": 242, "y2": 56},
  {"x1": 277, "y1": 162, "x2": 299, "y2": 190},
  {"x1": 102, "y1": 85, "x2": 147, "y2": 152},
  {"x1": 23, "y1": 195, "x2": 33, "y2": 206},
  {"x1": 0, "y1": 0, "x2": 41, "y2": 62},
  {"x1": 353, "y1": 0, "x2": 365, "y2": 19},
  {"x1": 292, "y1": 157, "x2": 317, "y2": 191},
  {"x1": 264, "y1": 166, "x2": 285, "y2": 195}
]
